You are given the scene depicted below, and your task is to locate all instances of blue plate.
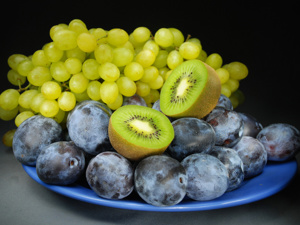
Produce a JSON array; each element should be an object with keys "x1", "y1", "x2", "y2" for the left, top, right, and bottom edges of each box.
[{"x1": 22, "y1": 159, "x2": 297, "y2": 212}]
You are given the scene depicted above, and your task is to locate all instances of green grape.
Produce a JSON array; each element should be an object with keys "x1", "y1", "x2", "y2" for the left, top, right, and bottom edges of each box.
[
  {"x1": 15, "y1": 111, "x2": 35, "y2": 127},
  {"x1": 197, "y1": 49, "x2": 207, "y2": 61},
  {"x1": 112, "y1": 47, "x2": 134, "y2": 67},
  {"x1": 66, "y1": 47, "x2": 86, "y2": 62},
  {"x1": 100, "y1": 81, "x2": 119, "y2": 104},
  {"x1": 69, "y1": 73, "x2": 89, "y2": 93},
  {"x1": 27, "y1": 66, "x2": 52, "y2": 86},
  {"x1": 17, "y1": 60, "x2": 34, "y2": 77},
  {"x1": 52, "y1": 109, "x2": 65, "y2": 124},
  {"x1": 225, "y1": 78, "x2": 239, "y2": 92},
  {"x1": 64, "y1": 58, "x2": 82, "y2": 74},
  {"x1": 154, "y1": 28, "x2": 174, "y2": 48},
  {"x1": 187, "y1": 38, "x2": 201, "y2": 47},
  {"x1": 31, "y1": 50, "x2": 51, "y2": 67},
  {"x1": 77, "y1": 32, "x2": 97, "y2": 53},
  {"x1": 143, "y1": 40, "x2": 160, "y2": 56},
  {"x1": 52, "y1": 29, "x2": 78, "y2": 51},
  {"x1": 7, "y1": 70, "x2": 26, "y2": 86},
  {"x1": 0, "y1": 89, "x2": 20, "y2": 110},
  {"x1": 215, "y1": 68, "x2": 230, "y2": 84},
  {"x1": 116, "y1": 76, "x2": 137, "y2": 97},
  {"x1": 107, "y1": 28, "x2": 129, "y2": 47},
  {"x1": 107, "y1": 93, "x2": 123, "y2": 110},
  {"x1": 221, "y1": 84, "x2": 231, "y2": 98},
  {"x1": 205, "y1": 53, "x2": 223, "y2": 69},
  {"x1": 73, "y1": 91, "x2": 90, "y2": 102},
  {"x1": 169, "y1": 28, "x2": 184, "y2": 47},
  {"x1": 179, "y1": 42, "x2": 201, "y2": 60},
  {"x1": 69, "y1": 19, "x2": 88, "y2": 34},
  {"x1": 158, "y1": 67, "x2": 170, "y2": 80},
  {"x1": 122, "y1": 41, "x2": 135, "y2": 52},
  {"x1": 140, "y1": 66, "x2": 159, "y2": 83},
  {"x1": 82, "y1": 59, "x2": 100, "y2": 80},
  {"x1": 0, "y1": 107, "x2": 19, "y2": 121},
  {"x1": 132, "y1": 27, "x2": 151, "y2": 43},
  {"x1": 164, "y1": 70, "x2": 173, "y2": 81},
  {"x1": 87, "y1": 81, "x2": 101, "y2": 101},
  {"x1": 229, "y1": 95, "x2": 239, "y2": 109},
  {"x1": 43, "y1": 42, "x2": 64, "y2": 62},
  {"x1": 2, "y1": 129, "x2": 16, "y2": 147},
  {"x1": 94, "y1": 44, "x2": 113, "y2": 64},
  {"x1": 7, "y1": 54, "x2": 28, "y2": 71},
  {"x1": 40, "y1": 99, "x2": 59, "y2": 117},
  {"x1": 167, "y1": 50, "x2": 183, "y2": 69},
  {"x1": 90, "y1": 28, "x2": 107, "y2": 44},
  {"x1": 225, "y1": 62, "x2": 248, "y2": 80},
  {"x1": 153, "y1": 50, "x2": 168, "y2": 68},
  {"x1": 18, "y1": 89, "x2": 39, "y2": 109},
  {"x1": 124, "y1": 62, "x2": 144, "y2": 81},
  {"x1": 50, "y1": 61, "x2": 71, "y2": 82},
  {"x1": 136, "y1": 81, "x2": 150, "y2": 97},
  {"x1": 58, "y1": 91, "x2": 76, "y2": 111},
  {"x1": 41, "y1": 81, "x2": 62, "y2": 100},
  {"x1": 143, "y1": 89, "x2": 160, "y2": 104},
  {"x1": 148, "y1": 75, "x2": 164, "y2": 89},
  {"x1": 135, "y1": 49, "x2": 156, "y2": 68},
  {"x1": 30, "y1": 93, "x2": 46, "y2": 113},
  {"x1": 49, "y1": 23, "x2": 68, "y2": 40},
  {"x1": 231, "y1": 89, "x2": 245, "y2": 105},
  {"x1": 98, "y1": 62, "x2": 120, "y2": 82}
]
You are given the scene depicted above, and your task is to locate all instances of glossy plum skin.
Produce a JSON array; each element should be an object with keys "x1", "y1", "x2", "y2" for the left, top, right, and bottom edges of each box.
[
  {"x1": 181, "y1": 153, "x2": 229, "y2": 201},
  {"x1": 216, "y1": 94, "x2": 233, "y2": 111},
  {"x1": 238, "y1": 112, "x2": 263, "y2": 138},
  {"x1": 67, "y1": 101, "x2": 113, "y2": 155},
  {"x1": 256, "y1": 123, "x2": 300, "y2": 161},
  {"x1": 134, "y1": 155, "x2": 187, "y2": 207},
  {"x1": 36, "y1": 141, "x2": 85, "y2": 185},
  {"x1": 168, "y1": 118, "x2": 216, "y2": 161},
  {"x1": 206, "y1": 107, "x2": 244, "y2": 147},
  {"x1": 210, "y1": 146, "x2": 244, "y2": 192},
  {"x1": 86, "y1": 152, "x2": 134, "y2": 200},
  {"x1": 13, "y1": 115, "x2": 63, "y2": 166},
  {"x1": 233, "y1": 136, "x2": 267, "y2": 179},
  {"x1": 123, "y1": 94, "x2": 147, "y2": 106}
]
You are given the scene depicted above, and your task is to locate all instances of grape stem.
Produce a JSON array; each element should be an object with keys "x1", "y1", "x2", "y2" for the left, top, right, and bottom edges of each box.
[{"x1": 18, "y1": 82, "x2": 31, "y2": 93}]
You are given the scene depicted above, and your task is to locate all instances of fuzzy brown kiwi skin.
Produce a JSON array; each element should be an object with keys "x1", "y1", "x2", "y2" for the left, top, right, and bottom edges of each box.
[
  {"x1": 108, "y1": 118, "x2": 168, "y2": 161},
  {"x1": 169, "y1": 62, "x2": 221, "y2": 119}
]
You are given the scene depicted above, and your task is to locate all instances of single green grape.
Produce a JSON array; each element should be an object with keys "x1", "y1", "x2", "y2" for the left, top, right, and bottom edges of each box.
[
  {"x1": 64, "y1": 58, "x2": 82, "y2": 74},
  {"x1": 58, "y1": 91, "x2": 76, "y2": 111},
  {"x1": 7, "y1": 70, "x2": 27, "y2": 86},
  {"x1": 69, "y1": 73, "x2": 89, "y2": 93},
  {"x1": 107, "y1": 28, "x2": 129, "y2": 47},
  {"x1": 94, "y1": 44, "x2": 113, "y2": 64},
  {"x1": 135, "y1": 49, "x2": 156, "y2": 68},
  {"x1": 143, "y1": 40, "x2": 160, "y2": 56},
  {"x1": 49, "y1": 23, "x2": 68, "y2": 40},
  {"x1": 43, "y1": 42, "x2": 64, "y2": 62},
  {"x1": 107, "y1": 93, "x2": 123, "y2": 110},
  {"x1": 197, "y1": 49, "x2": 207, "y2": 61},
  {"x1": 82, "y1": 59, "x2": 100, "y2": 80},
  {"x1": 15, "y1": 111, "x2": 35, "y2": 127},
  {"x1": 132, "y1": 27, "x2": 151, "y2": 43},
  {"x1": 87, "y1": 81, "x2": 101, "y2": 101},
  {"x1": 39, "y1": 99, "x2": 60, "y2": 117},
  {"x1": 167, "y1": 50, "x2": 183, "y2": 69},
  {"x1": 41, "y1": 81, "x2": 62, "y2": 100},
  {"x1": 205, "y1": 53, "x2": 223, "y2": 70},
  {"x1": 7, "y1": 54, "x2": 28, "y2": 71},
  {"x1": 17, "y1": 60, "x2": 34, "y2": 77},
  {"x1": 153, "y1": 50, "x2": 168, "y2": 69},
  {"x1": 135, "y1": 81, "x2": 150, "y2": 97},
  {"x1": 28, "y1": 66, "x2": 52, "y2": 86},
  {"x1": 18, "y1": 89, "x2": 39, "y2": 109},
  {"x1": 73, "y1": 91, "x2": 90, "y2": 102},
  {"x1": 90, "y1": 28, "x2": 107, "y2": 44},
  {"x1": 52, "y1": 109, "x2": 65, "y2": 124},
  {"x1": 158, "y1": 67, "x2": 170, "y2": 81},
  {"x1": 221, "y1": 84, "x2": 231, "y2": 98},
  {"x1": 140, "y1": 66, "x2": 159, "y2": 83},
  {"x1": 69, "y1": 19, "x2": 88, "y2": 34},
  {"x1": 116, "y1": 76, "x2": 137, "y2": 97},
  {"x1": 124, "y1": 62, "x2": 144, "y2": 81},
  {"x1": 31, "y1": 50, "x2": 51, "y2": 67},
  {"x1": 179, "y1": 42, "x2": 201, "y2": 60},
  {"x1": 77, "y1": 32, "x2": 97, "y2": 53},
  {"x1": 112, "y1": 47, "x2": 134, "y2": 67},
  {"x1": 225, "y1": 78, "x2": 239, "y2": 92},
  {"x1": 225, "y1": 62, "x2": 248, "y2": 80},
  {"x1": 169, "y1": 28, "x2": 184, "y2": 47},
  {"x1": 52, "y1": 29, "x2": 78, "y2": 51},
  {"x1": 154, "y1": 28, "x2": 174, "y2": 48},
  {"x1": 30, "y1": 93, "x2": 46, "y2": 113},
  {"x1": 0, "y1": 107, "x2": 19, "y2": 121},
  {"x1": 66, "y1": 47, "x2": 86, "y2": 62},
  {"x1": 148, "y1": 75, "x2": 164, "y2": 89},
  {"x1": 50, "y1": 61, "x2": 71, "y2": 82},
  {"x1": 99, "y1": 81, "x2": 119, "y2": 104},
  {"x1": 0, "y1": 89, "x2": 20, "y2": 110},
  {"x1": 2, "y1": 129, "x2": 16, "y2": 147},
  {"x1": 215, "y1": 68, "x2": 230, "y2": 84},
  {"x1": 98, "y1": 62, "x2": 120, "y2": 82}
]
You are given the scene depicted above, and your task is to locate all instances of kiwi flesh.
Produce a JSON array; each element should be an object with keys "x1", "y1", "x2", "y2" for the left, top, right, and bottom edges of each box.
[
  {"x1": 160, "y1": 59, "x2": 221, "y2": 119},
  {"x1": 108, "y1": 105, "x2": 174, "y2": 161}
]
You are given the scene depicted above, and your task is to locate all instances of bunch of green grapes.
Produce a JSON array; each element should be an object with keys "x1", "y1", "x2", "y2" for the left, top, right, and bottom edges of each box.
[{"x1": 0, "y1": 19, "x2": 248, "y2": 133}]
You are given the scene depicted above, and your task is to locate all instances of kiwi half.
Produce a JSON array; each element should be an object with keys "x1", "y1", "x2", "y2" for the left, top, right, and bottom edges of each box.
[
  {"x1": 160, "y1": 59, "x2": 221, "y2": 119},
  {"x1": 108, "y1": 105, "x2": 174, "y2": 161}
]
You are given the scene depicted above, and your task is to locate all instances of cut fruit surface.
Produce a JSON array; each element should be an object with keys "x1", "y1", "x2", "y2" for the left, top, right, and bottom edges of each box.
[
  {"x1": 160, "y1": 59, "x2": 221, "y2": 119},
  {"x1": 108, "y1": 105, "x2": 174, "y2": 161}
]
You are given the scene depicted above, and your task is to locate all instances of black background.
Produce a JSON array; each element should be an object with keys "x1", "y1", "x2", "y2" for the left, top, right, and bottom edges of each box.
[{"x1": 1, "y1": 0, "x2": 299, "y2": 129}]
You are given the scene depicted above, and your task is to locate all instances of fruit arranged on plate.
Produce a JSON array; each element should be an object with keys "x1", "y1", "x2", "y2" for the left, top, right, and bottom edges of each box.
[{"x1": 1, "y1": 19, "x2": 300, "y2": 208}]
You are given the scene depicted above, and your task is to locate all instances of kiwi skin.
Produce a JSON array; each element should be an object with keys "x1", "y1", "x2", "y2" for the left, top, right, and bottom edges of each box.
[
  {"x1": 161, "y1": 61, "x2": 221, "y2": 119},
  {"x1": 108, "y1": 106, "x2": 174, "y2": 161}
]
